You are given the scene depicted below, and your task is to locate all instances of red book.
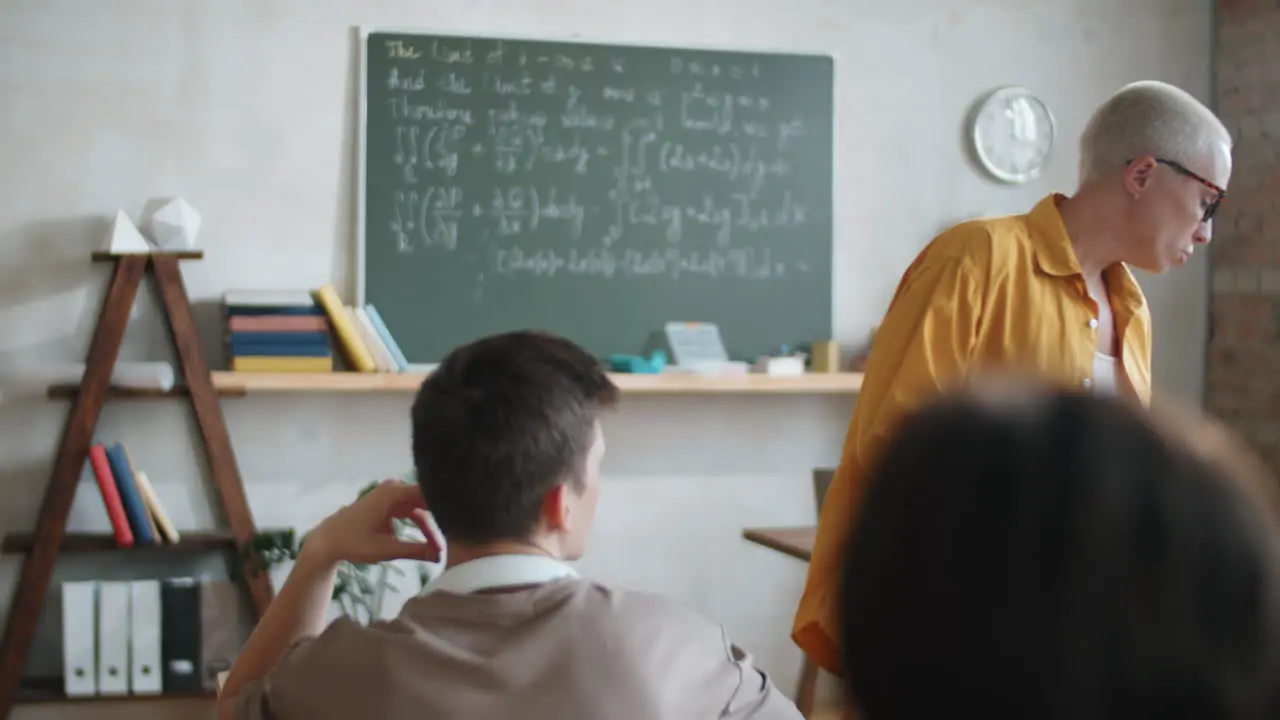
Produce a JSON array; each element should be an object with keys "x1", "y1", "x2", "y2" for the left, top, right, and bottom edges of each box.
[
  {"x1": 227, "y1": 315, "x2": 328, "y2": 332},
  {"x1": 88, "y1": 444, "x2": 133, "y2": 547}
]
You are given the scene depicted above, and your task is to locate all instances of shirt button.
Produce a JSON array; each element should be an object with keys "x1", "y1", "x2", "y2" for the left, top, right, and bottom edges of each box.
[
  {"x1": 1087, "y1": 318, "x2": 1099, "y2": 329},
  {"x1": 1082, "y1": 378, "x2": 1093, "y2": 389}
]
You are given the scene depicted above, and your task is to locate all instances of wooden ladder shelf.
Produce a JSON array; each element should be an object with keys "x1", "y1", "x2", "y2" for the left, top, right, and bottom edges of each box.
[{"x1": 0, "y1": 251, "x2": 274, "y2": 714}]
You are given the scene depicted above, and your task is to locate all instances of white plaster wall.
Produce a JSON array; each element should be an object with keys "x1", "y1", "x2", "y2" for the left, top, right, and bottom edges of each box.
[{"x1": 0, "y1": 1, "x2": 1211, "y2": 717}]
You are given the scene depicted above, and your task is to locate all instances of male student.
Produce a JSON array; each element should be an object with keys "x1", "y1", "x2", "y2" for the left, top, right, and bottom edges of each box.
[
  {"x1": 793, "y1": 80, "x2": 1234, "y2": 675},
  {"x1": 219, "y1": 331, "x2": 800, "y2": 719}
]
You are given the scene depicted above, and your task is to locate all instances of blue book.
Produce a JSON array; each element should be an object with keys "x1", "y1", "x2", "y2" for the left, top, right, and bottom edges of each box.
[
  {"x1": 229, "y1": 342, "x2": 332, "y2": 357},
  {"x1": 225, "y1": 305, "x2": 324, "y2": 316},
  {"x1": 364, "y1": 304, "x2": 409, "y2": 371},
  {"x1": 104, "y1": 443, "x2": 156, "y2": 545}
]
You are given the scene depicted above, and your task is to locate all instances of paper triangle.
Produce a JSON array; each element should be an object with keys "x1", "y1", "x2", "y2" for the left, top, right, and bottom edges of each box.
[{"x1": 101, "y1": 210, "x2": 153, "y2": 254}]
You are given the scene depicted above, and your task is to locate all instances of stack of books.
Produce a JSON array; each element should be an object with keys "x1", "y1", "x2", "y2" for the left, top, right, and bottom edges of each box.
[{"x1": 223, "y1": 290, "x2": 334, "y2": 373}]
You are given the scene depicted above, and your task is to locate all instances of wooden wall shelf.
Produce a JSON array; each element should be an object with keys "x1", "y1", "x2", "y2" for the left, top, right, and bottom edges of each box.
[
  {"x1": 16, "y1": 676, "x2": 214, "y2": 704},
  {"x1": 45, "y1": 384, "x2": 250, "y2": 400},
  {"x1": 46, "y1": 385, "x2": 184, "y2": 400},
  {"x1": 48, "y1": 373, "x2": 863, "y2": 398},
  {"x1": 1, "y1": 530, "x2": 279, "y2": 555},
  {"x1": 206, "y1": 371, "x2": 864, "y2": 396},
  {"x1": 90, "y1": 250, "x2": 204, "y2": 262}
]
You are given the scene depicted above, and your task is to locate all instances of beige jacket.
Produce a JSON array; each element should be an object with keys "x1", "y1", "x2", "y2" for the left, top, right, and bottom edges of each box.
[{"x1": 229, "y1": 559, "x2": 799, "y2": 720}]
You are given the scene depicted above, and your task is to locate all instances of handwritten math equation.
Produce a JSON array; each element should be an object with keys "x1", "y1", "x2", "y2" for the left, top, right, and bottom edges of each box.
[{"x1": 375, "y1": 37, "x2": 827, "y2": 283}]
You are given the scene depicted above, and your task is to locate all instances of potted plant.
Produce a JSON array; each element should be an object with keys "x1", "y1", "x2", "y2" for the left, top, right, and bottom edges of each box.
[{"x1": 241, "y1": 480, "x2": 436, "y2": 624}]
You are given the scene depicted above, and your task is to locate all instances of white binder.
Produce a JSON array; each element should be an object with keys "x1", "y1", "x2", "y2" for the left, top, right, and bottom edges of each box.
[
  {"x1": 129, "y1": 580, "x2": 162, "y2": 694},
  {"x1": 61, "y1": 581, "x2": 97, "y2": 698},
  {"x1": 96, "y1": 581, "x2": 131, "y2": 695}
]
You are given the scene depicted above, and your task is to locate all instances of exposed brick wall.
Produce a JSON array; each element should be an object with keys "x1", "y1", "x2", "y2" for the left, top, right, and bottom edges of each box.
[{"x1": 1207, "y1": 0, "x2": 1280, "y2": 473}]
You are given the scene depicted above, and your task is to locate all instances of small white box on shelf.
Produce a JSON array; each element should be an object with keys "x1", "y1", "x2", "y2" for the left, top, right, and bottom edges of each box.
[{"x1": 754, "y1": 354, "x2": 806, "y2": 376}]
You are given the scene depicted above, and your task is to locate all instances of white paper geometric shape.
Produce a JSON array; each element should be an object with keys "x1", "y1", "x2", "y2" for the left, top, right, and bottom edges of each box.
[
  {"x1": 101, "y1": 209, "x2": 153, "y2": 254},
  {"x1": 148, "y1": 196, "x2": 202, "y2": 250}
]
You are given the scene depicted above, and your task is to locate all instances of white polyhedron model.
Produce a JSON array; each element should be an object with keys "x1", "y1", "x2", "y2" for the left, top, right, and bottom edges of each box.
[
  {"x1": 101, "y1": 210, "x2": 152, "y2": 254},
  {"x1": 148, "y1": 197, "x2": 202, "y2": 250}
]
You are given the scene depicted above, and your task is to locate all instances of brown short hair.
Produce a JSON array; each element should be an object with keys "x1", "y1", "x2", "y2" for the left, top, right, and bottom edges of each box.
[{"x1": 410, "y1": 331, "x2": 618, "y2": 543}]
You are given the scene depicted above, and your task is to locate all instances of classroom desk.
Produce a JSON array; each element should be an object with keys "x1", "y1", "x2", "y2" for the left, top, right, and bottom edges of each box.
[
  {"x1": 741, "y1": 525, "x2": 821, "y2": 716},
  {"x1": 741, "y1": 526, "x2": 816, "y2": 562}
]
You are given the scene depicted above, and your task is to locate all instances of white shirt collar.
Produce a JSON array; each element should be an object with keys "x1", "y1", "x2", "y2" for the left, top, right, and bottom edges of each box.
[{"x1": 421, "y1": 554, "x2": 579, "y2": 596}]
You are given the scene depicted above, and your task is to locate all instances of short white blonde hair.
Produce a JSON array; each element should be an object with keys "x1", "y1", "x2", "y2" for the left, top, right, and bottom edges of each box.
[{"x1": 1078, "y1": 80, "x2": 1231, "y2": 185}]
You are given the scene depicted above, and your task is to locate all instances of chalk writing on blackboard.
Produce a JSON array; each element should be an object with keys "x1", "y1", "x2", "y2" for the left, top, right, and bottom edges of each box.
[
  {"x1": 361, "y1": 31, "x2": 833, "y2": 363},
  {"x1": 376, "y1": 39, "x2": 818, "y2": 285}
]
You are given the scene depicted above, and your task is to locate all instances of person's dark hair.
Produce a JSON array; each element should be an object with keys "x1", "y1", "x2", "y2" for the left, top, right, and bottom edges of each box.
[
  {"x1": 840, "y1": 384, "x2": 1280, "y2": 720},
  {"x1": 410, "y1": 331, "x2": 618, "y2": 543}
]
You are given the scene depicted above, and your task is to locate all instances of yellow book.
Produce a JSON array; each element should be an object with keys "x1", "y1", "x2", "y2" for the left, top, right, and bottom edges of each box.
[
  {"x1": 231, "y1": 356, "x2": 334, "y2": 372},
  {"x1": 312, "y1": 284, "x2": 377, "y2": 372},
  {"x1": 132, "y1": 470, "x2": 181, "y2": 544}
]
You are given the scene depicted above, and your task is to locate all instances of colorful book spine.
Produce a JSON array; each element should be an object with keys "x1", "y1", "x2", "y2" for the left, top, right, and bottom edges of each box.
[
  {"x1": 88, "y1": 443, "x2": 133, "y2": 547},
  {"x1": 223, "y1": 290, "x2": 335, "y2": 372},
  {"x1": 350, "y1": 307, "x2": 396, "y2": 372},
  {"x1": 230, "y1": 356, "x2": 334, "y2": 372},
  {"x1": 363, "y1": 304, "x2": 409, "y2": 371},
  {"x1": 88, "y1": 442, "x2": 179, "y2": 546},
  {"x1": 133, "y1": 470, "x2": 180, "y2": 544},
  {"x1": 312, "y1": 284, "x2": 377, "y2": 373},
  {"x1": 104, "y1": 442, "x2": 155, "y2": 545}
]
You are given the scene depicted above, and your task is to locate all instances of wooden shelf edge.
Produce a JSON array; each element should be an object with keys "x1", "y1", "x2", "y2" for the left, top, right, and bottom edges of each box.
[
  {"x1": 90, "y1": 250, "x2": 204, "y2": 262},
  {"x1": 607, "y1": 372, "x2": 863, "y2": 395},
  {"x1": 742, "y1": 526, "x2": 816, "y2": 562},
  {"x1": 210, "y1": 370, "x2": 864, "y2": 395},
  {"x1": 46, "y1": 383, "x2": 246, "y2": 399},
  {"x1": 48, "y1": 384, "x2": 185, "y2": 399},
  {"x1": 1, "y1": 529, "x2": 281, "y2": 554},
  {"x1": 16, "y1": 677, "x2": 214, "y2": 704},
  {"x1": 49, "y1": 372, "x2": 862, "y2": 399}
]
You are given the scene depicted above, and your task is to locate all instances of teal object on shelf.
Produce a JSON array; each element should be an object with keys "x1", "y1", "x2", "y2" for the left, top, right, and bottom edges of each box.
[{"x1": 607, "y1": 351, "x2": 668, "y2": 374}]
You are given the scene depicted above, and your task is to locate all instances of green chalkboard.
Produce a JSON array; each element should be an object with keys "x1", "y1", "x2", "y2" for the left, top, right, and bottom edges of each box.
[{"x1": 358, "y1": 30, "x2": 834, "y2": 363}]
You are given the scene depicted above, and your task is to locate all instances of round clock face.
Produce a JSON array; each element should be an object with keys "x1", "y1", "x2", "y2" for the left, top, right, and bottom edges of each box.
[{"x1": 970, "y1": 86, "x2": 1055, "y2": 184}]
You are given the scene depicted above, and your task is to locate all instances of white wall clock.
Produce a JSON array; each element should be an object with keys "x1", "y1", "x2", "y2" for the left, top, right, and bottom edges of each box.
[{"x1": 968, "y1": 86, "x2": 1055, "y2": 184}]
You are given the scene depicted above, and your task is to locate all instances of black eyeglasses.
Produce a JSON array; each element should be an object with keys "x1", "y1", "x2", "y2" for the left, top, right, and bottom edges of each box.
[{"x1": 1128, "y1": 157, "x2": 1227, "y2": 223}]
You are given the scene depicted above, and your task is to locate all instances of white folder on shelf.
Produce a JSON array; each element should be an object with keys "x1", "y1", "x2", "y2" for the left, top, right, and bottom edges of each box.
[
  {"x1": 129, "y1": 580, "x2": 162, "y2": 694},
  {"x1": 61, "y1": 581, "x2": 98, "y2": 698},
  {"x1": 96, "y1": 581, "x2": 131, "y2": 696}
]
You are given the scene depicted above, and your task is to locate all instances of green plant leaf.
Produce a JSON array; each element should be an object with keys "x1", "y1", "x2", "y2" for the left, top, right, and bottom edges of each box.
[{"x1": 242, "y1": 478, "x2": 436, "y2": 626}]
